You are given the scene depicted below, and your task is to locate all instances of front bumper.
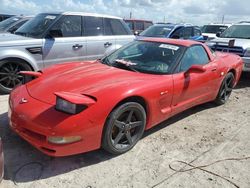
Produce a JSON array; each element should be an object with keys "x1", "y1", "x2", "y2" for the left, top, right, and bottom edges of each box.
[
  {"x1": 242, "y1": 57, "x2": 250, "y2": 72},
  {"x1": 0, "y1": 138, "x2": 4, "y2": 182},
  {"x1": 8, "y1": 85, "x2": 102, "y2": 157}
]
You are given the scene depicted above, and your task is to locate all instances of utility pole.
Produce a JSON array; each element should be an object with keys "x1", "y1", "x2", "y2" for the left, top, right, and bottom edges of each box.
[
  {"x1": 130, "y1": 12, "x2": 132, "y2": 19},
  {"x1": 222, "y1": 15, "x2": 224, "y2": 24}
]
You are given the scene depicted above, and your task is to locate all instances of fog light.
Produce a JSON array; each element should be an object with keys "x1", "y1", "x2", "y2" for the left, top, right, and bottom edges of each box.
[{"x1": 48, "y1": 136, "x2": 82, "y2": 144}]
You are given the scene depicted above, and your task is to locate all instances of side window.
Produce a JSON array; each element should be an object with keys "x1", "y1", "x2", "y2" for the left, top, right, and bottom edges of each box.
[
  {"x1": 183, "y1": 27, "x2": 193, "y2": 38},
  {"x1": 84, "y1": 16, "x2": 104, "y2": 36},
  {"x1": 50, "y1": 15, "x2": 81, "y2": 37},
  {"x1": 110, "y1": 19, "x2": 129, "y2": 35},
  {"x1": 179, "y1": 45, "x2": 209, "y2": 72},
  {"x1": 194, "y1": 28, "x2": 201, "y2": 36},
  {"x1": 104, "y1": 18, "x2": 113, "y2": 35},
  {"x1": 171, "y1": 27, "x2": 184, "y2": 39},
  {"x1": 9, "y1": 20, "x2": 27, "y2": 33}
]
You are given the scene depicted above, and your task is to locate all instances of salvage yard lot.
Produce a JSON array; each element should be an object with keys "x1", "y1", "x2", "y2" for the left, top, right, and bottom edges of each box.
[{"x1": 0, "y1": 74, "x2": 250, "y2": 188}]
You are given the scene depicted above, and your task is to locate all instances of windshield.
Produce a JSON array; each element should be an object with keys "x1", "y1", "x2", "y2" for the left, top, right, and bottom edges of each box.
[
  {"x1": 220, "y1": 25, "x2": 250, "y2": 39},
  {"x1": 140, "y1": 25, "x2": 174, "y2": 37},
  {"x1": 102, "y1": 41, "x2": 184, "y2": 74},
  {"x1": 0, "y1": 16, "x2": 21, "y2": 31},
  {"x1": 15, "y1": 13, "x2": 60, "y2": 38},
  {"x1": 202, "y1": 25, "x2": 228, "y2": 34}
]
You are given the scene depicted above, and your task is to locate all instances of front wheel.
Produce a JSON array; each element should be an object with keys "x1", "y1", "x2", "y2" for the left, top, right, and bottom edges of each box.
[
  {"x1": 102, "y1": 102, "x2": 146, "y2": 155},
  {"x1": 0, "y1": 60, "x2": 32, "y2": 94},
  {"x1": 214, "y1": 72, "x2": 235, "y2": 105}
]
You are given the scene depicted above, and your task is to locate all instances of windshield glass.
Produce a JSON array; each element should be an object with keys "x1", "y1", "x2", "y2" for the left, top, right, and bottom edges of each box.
[
  {"x1": 0, "y1": 16, "x2": 21, "y2": 31},
  {"x1": 140, "y1": 25, "x2": 174, "y2": 37},
  {"x1": 220, "y1": 25, "x2": 250, "y2": 39},
  {"x1": 202, "y1": 25, "x2": 228, "y2": 34},
  {"x1": 15, "y1": 13, "x2": 60, "y2": 38},
  {"x1": 102, "y1": 41, "x2": 184, "y2": 74}
]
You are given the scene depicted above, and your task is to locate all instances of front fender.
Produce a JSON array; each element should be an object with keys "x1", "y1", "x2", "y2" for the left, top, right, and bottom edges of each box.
[{"x1": 0, "y1": 48, "x2": 41, "y2": 71}]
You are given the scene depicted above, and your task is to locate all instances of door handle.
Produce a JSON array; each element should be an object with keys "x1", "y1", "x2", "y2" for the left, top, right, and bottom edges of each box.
[
  {"x1": 104, "y1": 42, "x2": 112, "y2": 47},
  {"x1": 211, "y1": 67, "x2": 217, "y2": 72},
  {"x1": 72, "y1": 44, "x2": 83, "y2": 49}
]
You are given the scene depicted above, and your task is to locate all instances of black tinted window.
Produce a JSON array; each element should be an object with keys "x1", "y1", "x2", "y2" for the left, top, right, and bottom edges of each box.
[
  {"x1": 194, "y1": 28, "x2": 201, "y2": 36},
  {"x1": 84, "y1": 16, "x2": 103, "y2": 36},
  {"x1": 50, "y1": 15, "x2": 81, "y2": 37},
  {"x1": 170, "y1": 27, "x2": 184, "y2": 39},
  {"x1": 179, "y1": 45, "x2": 209, "y2": 72},
  {"x1": 104, "y1": 18, "x2": 128, "y2": 35},
  {"x1": 183, "y1": 27, "x2": 193, "y2": 38}
]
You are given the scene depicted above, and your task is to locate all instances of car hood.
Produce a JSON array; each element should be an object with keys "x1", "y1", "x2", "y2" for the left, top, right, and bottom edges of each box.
[
  {"x1": 208, "y1": 37, "x2": 250, "y2": 49},
  {"x1": 0, "y1": 33, "x2": 41, "y2": 47},
  {"x1": 26, "y1": 61, "x2": 156, "y2": 105}
]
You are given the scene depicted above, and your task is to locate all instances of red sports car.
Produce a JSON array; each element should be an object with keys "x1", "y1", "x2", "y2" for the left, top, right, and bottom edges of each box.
[{"x1": 8, "y1": 38, "x2": 243, "y2": 157}]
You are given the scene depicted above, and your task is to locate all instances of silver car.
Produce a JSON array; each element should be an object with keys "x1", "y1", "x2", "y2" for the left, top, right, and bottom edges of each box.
[
  {"x1": 206, "y1": 21, "x2": 250, "y2": 72},
  {"x1": 0, "y1": 12, "x2": 135, "y2": 93}
]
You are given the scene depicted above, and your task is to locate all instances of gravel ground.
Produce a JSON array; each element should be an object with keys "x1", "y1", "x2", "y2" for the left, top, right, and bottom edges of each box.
[{"x1": 0, "y1": 73, "x2": 250, "y2": 188}]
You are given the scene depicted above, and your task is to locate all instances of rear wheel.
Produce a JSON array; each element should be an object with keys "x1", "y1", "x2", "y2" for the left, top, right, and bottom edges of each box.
[
  {"x1": 214, "y1": 72, "x2": 235, "y2": 105},
  {"x1": 102, "y1": 102, "x2": 146, "y2": 155},
  {"x1": 0, "y1": 60, "x2": 32, "y2": 94}
]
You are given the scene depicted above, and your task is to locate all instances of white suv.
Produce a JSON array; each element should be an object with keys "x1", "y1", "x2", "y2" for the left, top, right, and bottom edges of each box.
[{"x1": 0, "y1": 12, "x2": 135, "y2": 93}]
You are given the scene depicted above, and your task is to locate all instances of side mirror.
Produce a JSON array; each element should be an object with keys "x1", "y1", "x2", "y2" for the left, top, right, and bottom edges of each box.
[
  {"x1": 216, "y1": 32, "x2": 221, "y2": 37},
  {"x1": 185, "y1": 65, "x2": 206, "y2": 76},
  {"x1": 46, "y1": 29, "x2": 63, "y2": 38},
  {"x1": 134, "y1": 30, "x2": 140, "y2": 35}
]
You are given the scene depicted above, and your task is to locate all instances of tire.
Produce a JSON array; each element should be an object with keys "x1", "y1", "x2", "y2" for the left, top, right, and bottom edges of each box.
[
  {"x1": 214, "y1": 72, "x2": 235, "y2": 105},
  {"x1": 102, "y1": 102, "x2": 146, "y2": 155},
  {"x1": 0, "y1": 60, "x2": 32, "y2": 94}
]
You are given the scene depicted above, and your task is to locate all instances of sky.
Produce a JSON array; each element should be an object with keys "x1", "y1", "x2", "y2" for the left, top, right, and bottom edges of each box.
[{"x1": 1, "y1": 0, "x2": 250, "y2": 25}]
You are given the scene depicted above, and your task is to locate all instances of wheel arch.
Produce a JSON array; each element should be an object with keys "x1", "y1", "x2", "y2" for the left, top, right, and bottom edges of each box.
[
  {"x1": 0, "y1": 57, "x2": 34, "y2": 71},
  {"x1": 101, "y1": 95, "x2": 149, "y2": 145}
]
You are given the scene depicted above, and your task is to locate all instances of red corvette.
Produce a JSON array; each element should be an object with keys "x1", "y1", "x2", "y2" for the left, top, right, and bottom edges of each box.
[{"x1": 8, "y1": 38, "x2": 243, "y2": 157}]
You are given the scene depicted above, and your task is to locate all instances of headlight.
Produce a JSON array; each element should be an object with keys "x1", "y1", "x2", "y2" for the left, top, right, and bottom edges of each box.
[
  {"x1": 205, "y1": 41, "x2": 216, "y2": 47},
  {"x1": 244, "y1": 48, "x2": 250, "y2": 57},
  {"x1": 55, "y1": 97, "x2": 87, "y2": 114}
]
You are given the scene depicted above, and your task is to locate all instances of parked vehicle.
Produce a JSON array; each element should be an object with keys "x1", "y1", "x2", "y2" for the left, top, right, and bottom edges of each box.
[
  {"x1": 139, "y1": 23, "x2": 203, "y2": 40},
  {"x1": 0, "y1": 14, "x2": 15, "y2": 22},
  {"x1": 0, "y1": 12, "x2": 134, "y2": 94},
  {"x1": 206, "y1": 21, "x2": 250, "y2": 72},
  {"x1": 202, "y1": 23, "x2": 231, "y2": 40},
  {"x1": 124, "y1": 19, "x2": 153, "y2": 35},
  {"x1": 9, "y1": 38, "x2": 243, "y2": 157},
  {"x1": 0, "y1": 15, "x2": 33, "y2": 34},
  {"x1": 0, "y1": 137, "x2": 3, "y2": 182}
]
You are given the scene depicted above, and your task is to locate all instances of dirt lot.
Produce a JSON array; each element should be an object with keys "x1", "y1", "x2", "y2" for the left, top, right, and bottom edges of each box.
[{"x1": 0, "y1": 73, "x2": 250, "y2": 188}]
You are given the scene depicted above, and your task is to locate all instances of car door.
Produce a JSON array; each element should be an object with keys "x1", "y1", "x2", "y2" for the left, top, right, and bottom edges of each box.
[
  {"x1": 171, "y1": 45, "x2": 218, "y2": 116},
  {"x1": 42, "y1": 15, "x2": 86, "y2": 67},
  {"x1": 83, "y1": 16, "x2": 116, "y2": 60}
]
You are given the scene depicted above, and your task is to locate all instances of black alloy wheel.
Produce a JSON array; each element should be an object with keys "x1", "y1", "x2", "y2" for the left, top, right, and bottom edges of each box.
[
  {"x1": 215, "y1": 72, "x2": 235, "y2": 105},
  {"x1": 0, "y1": 61, "x2": 32, "y2": 94},
  {"x1": 102, "y1": 102, "x2": 146, "y2": 154}
]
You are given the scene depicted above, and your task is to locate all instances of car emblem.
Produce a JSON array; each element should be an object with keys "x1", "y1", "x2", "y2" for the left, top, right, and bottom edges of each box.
[{"x1": 20, "y1": 98, "x2": 28, "y2": 104}]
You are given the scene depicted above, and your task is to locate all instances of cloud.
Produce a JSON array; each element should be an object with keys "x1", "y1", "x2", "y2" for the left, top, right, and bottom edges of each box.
[{"x1": 0, "y1": 0, "x2": 249, "y2": 25}]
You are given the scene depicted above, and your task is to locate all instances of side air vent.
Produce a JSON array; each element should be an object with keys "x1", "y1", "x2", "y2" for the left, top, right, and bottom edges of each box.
[{"x1": 26, "y1": 47, "x2": 42, "y2": 54}]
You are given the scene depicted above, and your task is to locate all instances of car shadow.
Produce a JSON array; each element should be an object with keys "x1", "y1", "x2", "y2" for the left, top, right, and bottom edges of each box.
[
  {"x1": 0, "y1": 100, "x2": 218, "y2": 184},
  {"x1": 235, "y1": 73, "x2": 250, "y2": 89}
]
